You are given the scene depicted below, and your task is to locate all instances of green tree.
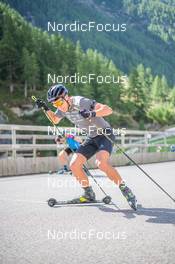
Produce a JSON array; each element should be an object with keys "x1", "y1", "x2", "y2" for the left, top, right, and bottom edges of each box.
[
  {"x1": 151, "y1": 75, "x2": 170, "y2": 103},
  {"x1": 169, "y1": 88, "x2": 175, "y2": 106},
  {"x1": 0, "y1": 12, "x2": 19, "y2": 92},
  {"x1": 161, "y1": 75, "x2": 170, "y2": 101},
  {"x1": 127, "y1": 67, "x2": 147, "y2": 121},
  {"x1": 30, "y1": 52, "x2": 39, "y2": 91},
  {"x1": 151, "y1": 75, "x2": 162, "y2": 101},
  {"x1": 148, "y1": 104, "x2": 175, "y2": 126},
  {"x1": 21, "y1": 48, "x2": 39, "y2": 97}
]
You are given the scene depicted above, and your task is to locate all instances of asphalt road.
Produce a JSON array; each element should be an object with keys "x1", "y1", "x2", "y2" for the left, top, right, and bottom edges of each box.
[{"x1": 0, "y1": 161, "x2": 175, "y2": 264}]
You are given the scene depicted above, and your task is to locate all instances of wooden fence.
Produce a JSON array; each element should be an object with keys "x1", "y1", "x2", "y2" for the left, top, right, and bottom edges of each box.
[{"x1": 0, "y1": 124, "x2": 175, "y2": 176}]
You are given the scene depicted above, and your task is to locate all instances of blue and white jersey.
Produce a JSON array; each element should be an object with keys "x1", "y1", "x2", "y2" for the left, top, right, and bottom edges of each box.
[{"x1": 66, "y1": 135, "x2": 80, "y2": 150}]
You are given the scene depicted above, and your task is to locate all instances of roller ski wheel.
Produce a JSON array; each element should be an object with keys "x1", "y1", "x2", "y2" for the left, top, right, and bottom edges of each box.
[
  {"x1": 48, "y1": 198, "x2": 57, "y2": 207},
  {"x1": 102, "y1": 196, "x2": 112, "y2": 204}
]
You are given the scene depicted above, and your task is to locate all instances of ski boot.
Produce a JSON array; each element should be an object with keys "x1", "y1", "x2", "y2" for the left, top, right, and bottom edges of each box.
[
  {"x1": 57, "y1": 165, "x2": 71, "y2": 175},
  {"x1": 69, "y1": 186, "x2": 96, "y2": 204},
  {"x1": 119, "y1": 182, "x2": 137, "y2": 210}
]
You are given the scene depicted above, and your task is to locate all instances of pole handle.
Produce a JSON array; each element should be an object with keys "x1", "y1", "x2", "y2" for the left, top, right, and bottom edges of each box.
[{"x1": 31, "y1": 95, "x2": 37, "y2": 102}]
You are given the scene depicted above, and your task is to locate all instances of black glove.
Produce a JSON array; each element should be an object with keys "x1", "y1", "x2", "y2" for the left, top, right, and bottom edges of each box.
[
  {"x1": 79, "y1": 109, "x2": 96, "y2": 119},
  {"x1": 35, "y1": 99, "x2": 49, "y2": 111},
  {"x1": 55, "y1": 135, "x2": 63, "y2": 143}
]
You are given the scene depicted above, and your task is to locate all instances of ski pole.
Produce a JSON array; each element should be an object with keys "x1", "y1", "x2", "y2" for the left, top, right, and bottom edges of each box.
[
  {"x1": 72, "y1": 102, "x2": 175, "y2": 204},
  {"x1": 72, "y1": 100, "x2": 175, "y2": 202},
  {"x1": 82, "y1": 165, "x2": 109, "y2": 197},
  {"x1": 103, "y1": 130, "x2": 175, "y2": 203},
  {"x1": 31, "y1": 96, "x2": 114, "y2": 204},
  {"x1": 74, "y1": 100, "x2": 175, "y2": 203}
]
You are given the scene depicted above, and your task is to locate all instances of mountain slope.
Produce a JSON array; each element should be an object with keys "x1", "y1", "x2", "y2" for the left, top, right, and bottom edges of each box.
[
  {"x1": 123, "y1": 0, "x2": 175, "y2": 42},
  {"x1": 2, "y1": 0, "x2": 175, "y2": 84},
  {"x1": 1, "y1": 2, "x2": 175, "y2": 128}
]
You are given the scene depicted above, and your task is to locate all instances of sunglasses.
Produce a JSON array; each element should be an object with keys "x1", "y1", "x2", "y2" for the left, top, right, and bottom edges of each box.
[{"x1": 52, "y1": 97, "x2": 64, "y2": 107}]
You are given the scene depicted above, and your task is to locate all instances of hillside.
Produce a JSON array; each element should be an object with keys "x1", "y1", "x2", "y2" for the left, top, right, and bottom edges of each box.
[
  {"x1": 2, "y1": 0, "x2": 175, "y2": 85},
  {"x1": 0, "y1": 2, "x2": 175, "y2": 129}
]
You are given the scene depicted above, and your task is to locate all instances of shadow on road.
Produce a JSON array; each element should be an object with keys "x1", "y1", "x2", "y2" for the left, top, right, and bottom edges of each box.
[
  {"x1": 53, "y1": 202, "x2": 175, "y2": 224},
  {"x1": 98, "y1": 204, "x2": 175, "y2": 224}
]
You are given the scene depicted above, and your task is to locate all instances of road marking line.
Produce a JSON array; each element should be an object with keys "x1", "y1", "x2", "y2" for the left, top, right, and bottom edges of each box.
[{"x1": 0, "y1": 198, "x2": 46, "y2": 204}]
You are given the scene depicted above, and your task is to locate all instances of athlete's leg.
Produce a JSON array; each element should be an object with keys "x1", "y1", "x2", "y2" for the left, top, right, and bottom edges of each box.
[
  {"x1": 71, "y1": 137, "x2": 98, "y2": 187},
  {"x1": 70, "y1": 153, "x2": 96, "y2": 201},
  {"x1": 95, "y1": 150, "x2": 122, "y2": 185},
  {"x1": 58, "y1": 149, "x2": 69, "y2": 167},
  {"x1": 96, "y1": 149, "x2": 137, "y2": 210},
  {"x1": 70, "y1": 153, "x2": 89, "y2": 187}
]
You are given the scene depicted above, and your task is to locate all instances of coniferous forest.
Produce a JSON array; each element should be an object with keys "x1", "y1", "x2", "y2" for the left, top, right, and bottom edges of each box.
[{"x1": 0, "y1": 1, "x2": 175, "y2": 128}]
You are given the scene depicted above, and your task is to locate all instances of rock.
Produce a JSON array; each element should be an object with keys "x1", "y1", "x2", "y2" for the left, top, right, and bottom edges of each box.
[
  {"x1": 10, "y1": 104, "x2": 38, "y2": 117},
  {"x1": 10, "y1": 107, "x2": 22, "y2": 117}
]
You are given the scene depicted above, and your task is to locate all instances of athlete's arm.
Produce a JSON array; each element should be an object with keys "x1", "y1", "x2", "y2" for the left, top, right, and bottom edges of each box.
[
  {"x1": 79, "y1": 103, "x2": 112, "y2": 119},
  {"x1": 79, "y1": 98, "x2": 113, "y2": 119},
  {"x1": 94, "y1": 103, "x2": 113, "y2": 117},
  {"x1": 46, "y1": 110, "x2": 62, "y2": 124},
  {"x1": 35, "y1": 99, "x2": 62, "y2": 124}
]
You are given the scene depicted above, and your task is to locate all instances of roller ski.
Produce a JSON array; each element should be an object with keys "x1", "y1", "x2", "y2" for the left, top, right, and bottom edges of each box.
[
  {"x1": 47, "y1": 196, "x2": 112, "y2": 207},
  {"x1": 47, "y1": 186, "x2": 111, "y2": 207},
  {"x1": 119, "y1": 182, "x2": 137, "y2": 211},
  {"x1": 49, "y1": 165, "x2": 72, "y2": 175},
  {"x1": 57, "y1": 166, "x2": 72, "y2": 175}
]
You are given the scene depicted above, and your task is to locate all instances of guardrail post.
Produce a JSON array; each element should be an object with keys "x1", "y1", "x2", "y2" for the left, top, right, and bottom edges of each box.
[
  {"x1": 144, "y1": 133, "x2": 148, "y2": 153},
  {"x1": 12, "y1": 128, "x2": 16, "y2": 158},
  {"x1": 164, "y1": 136, "x2": 167, "y2": 151},
  {"x1": 121, "y1": 134, "x2": 125, "y2": 147},
  {"x1": 33, "y1": 135, "x2": 36, "y2": 158}
]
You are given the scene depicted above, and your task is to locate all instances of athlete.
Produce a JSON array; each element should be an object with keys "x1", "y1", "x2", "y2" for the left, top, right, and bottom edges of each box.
[
  {"x1": 55, "y1": 134, "x2": 82, "y2": 174},
  {"x1": 36, "y1": 84, "x2": 137, "y2": 209}
]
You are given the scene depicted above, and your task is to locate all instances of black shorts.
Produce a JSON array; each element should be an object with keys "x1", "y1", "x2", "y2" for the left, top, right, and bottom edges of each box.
[
  {"x1": 64, "y1": 147, "x2": 77, "y2": 155},
  {"x1": 76, "y1": 132, "x2": 115, "y2": 160}
]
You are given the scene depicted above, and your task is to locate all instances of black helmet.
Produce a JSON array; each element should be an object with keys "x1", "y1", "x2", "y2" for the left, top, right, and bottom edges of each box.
[{"x1": 47, "y1": 84, "x2": 68, "y2": 102}]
